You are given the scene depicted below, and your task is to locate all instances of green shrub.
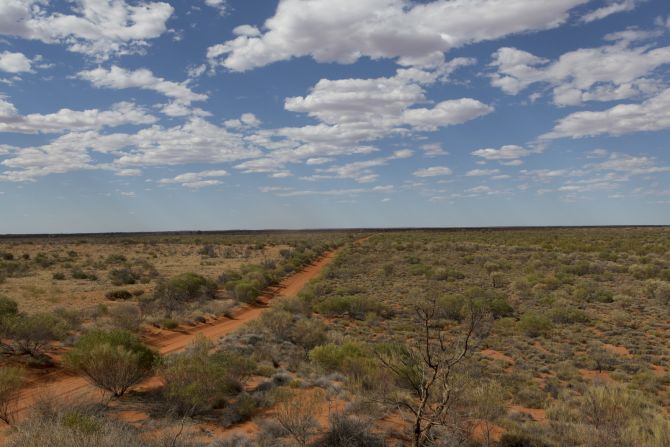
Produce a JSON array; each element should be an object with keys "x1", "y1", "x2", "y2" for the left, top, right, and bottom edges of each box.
[
  {"x1": 65, "y1": 329, "x2": 157, "y2": 397},
  {"x1": 549, "y1": 306, "x2": 590, "y2": 324},
  {"x1": 52, "y1": 272, "x2": 66, "y2": 281},
  {"x1": 109, "y1": 304, "x2": 142, "y2": 332},
  {"x1": 0, "y1": 296, "x2": 18, "y2": 318},
  {"x1": 71, "y1": 269, "x2": 97, "y2": 281},
  {"x1": 519, "y1": 312, "x2": 553, "y2": 337},
  {"x1": 105, "y1": 290, "x2": 132, "y2": 301},
  {"x1": 573, "y1": 282, "x2": 613, "y2": 303},
  {"x1": 292, "y1": 318, "x2": 328, "y2": 350},
  {"x1": 315, "y1": 295, "x2": 384, "y2": 319},
  {"x1": 309, "y1": 342, "x2": 366, "y2": 372},
  {"x1": 167, "y1": 272, "x2": 216, "y2": 300},
  {"x1": 0, "y1": 367, "x2": 24, "y2": 423},
  {"x1": 465, "y1": 287, "x2": 514, "y2": 319},
  {"x1": 645, "y1": 280, "x2": 670, "y2": 304},
  {"x1": 314, "y1": 412, "x2": 384, "y2": 447},
  {"x1": 108, "y1": 269, "x2": 138, "y2": 286},
  {"x1": 160, "y1": 337, "x2": 244, "y2": 415},
  {"x1": 1, "y1": 313, "x2": 68, "y2": 357},
  {"x1": 233, "y1": 281, "x2": 258, "y2": 304},
  {"x1": 6, "y1": 405, "x2": 145, "y2": 446},
  {"x1": 437, "y1": 294, "x2": 466, "y2": 322}
]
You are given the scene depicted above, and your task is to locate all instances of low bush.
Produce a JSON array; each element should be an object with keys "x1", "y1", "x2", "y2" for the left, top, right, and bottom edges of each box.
[
  {"x1": 166, "y1": 272, "x2": 216, "y2": 300},
  {"x1": 160, "y1": 336, "x2": 254, "y2": 415},
  {"x1": 292, "y1": 318, "x2": 328, "y2": 350},
  {"x1": 105, "y1": 290, "x2": 132, "y2": 301},
  {"x1": 0, "y1": 296, "x2": 18, "y2": 318},
  {"x1": 108, "y1": 269, "x2": 138, "y2": 286},
  {"x1": 645, "y1": 280, "x2": 670, "y2": 304},
  {"x1": 0, "y1": 313, "x2": 68, "y2": 357},
  {"x1": 71, "y1": 269, "x2": 97, "y2": 281},
  {"x1": 573, "y1": 282, "x2": 613, "y2": 303},
  {"x1": 65, "y1": 329, "x2": 157, "y2": 397},
  {"x1": 312, "y1": 412, "x2": 384, "y2": 447},
  {"x1": 315, "y1": 295, "x2": 384, "y2": 319},
  {"x1": 0, "y1": 367, "x2": 23, "y2": 424},
  {"x1": 519, "y1": 312, "x2": 553, "y2": 338},
  {"x1": 109, "y1": 304, "x2": 143, "y2": 332},
  {"x1": 549, "y1": 306, "x2": 590, "y2": 324},
  {"x1": 5, "y1": 404, "x2": 146, "y2": 447},
  {"x1": 309, "y1": 342, "x2": 367, "y2": 372}
]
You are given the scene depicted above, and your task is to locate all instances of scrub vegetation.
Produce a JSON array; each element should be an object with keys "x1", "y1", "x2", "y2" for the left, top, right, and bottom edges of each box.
[{"x1": 1, "y1": 227, "x2": 669, "y2": 446}]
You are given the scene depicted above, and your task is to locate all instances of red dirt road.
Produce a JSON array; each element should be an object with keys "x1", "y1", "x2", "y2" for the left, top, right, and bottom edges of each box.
[{"x1": 9, "y1": 249, "x2": 340, "y2": 421}]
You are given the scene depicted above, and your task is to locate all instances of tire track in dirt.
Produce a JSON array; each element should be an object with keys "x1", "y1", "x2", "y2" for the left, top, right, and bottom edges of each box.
[{"x1": 9, "y1": 248, "x2": 341, "y2": 420}]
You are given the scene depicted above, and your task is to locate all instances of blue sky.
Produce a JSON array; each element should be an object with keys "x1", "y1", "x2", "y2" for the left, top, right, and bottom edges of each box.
[{"x1": 0, "y1": 0, "x2": 669, "y2": 233}]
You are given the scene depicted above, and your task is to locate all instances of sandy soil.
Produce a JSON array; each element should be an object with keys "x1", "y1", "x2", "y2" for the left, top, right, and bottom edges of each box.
[
  {"x1": 7, "y1": 249, "x2": 340, "y2": 424},
  {"x1": 480, "y1": 349, "x2": 515, "y2": 364}
]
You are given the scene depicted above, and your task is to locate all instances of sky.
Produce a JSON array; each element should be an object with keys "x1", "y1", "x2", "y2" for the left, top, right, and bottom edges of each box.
[{"x1": 0, "y1": 0, "x2": 669, "y2": 233}]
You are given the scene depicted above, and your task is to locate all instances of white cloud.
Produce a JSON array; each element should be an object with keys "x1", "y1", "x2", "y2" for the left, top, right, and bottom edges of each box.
[
  {"x1": 283, "y1": 68, "x2": 492, "y2": 138},
  {"x1": 0, "y1": 118, "x2": 261, "y2": 182},
  {"x1": 204, "y1": 0, "x2": 227, "y2": 14},
  {"x1": 472, "y1": 145, "x2": 532, "y2": 162},
  {"x1": 305, "y1": 157, "x2": 333, "y2": 165},
  {"x1": 224, "y1": 112, "x2": 262, "y2": 129},
  {"x1": 159, "y1": 169, "x2": 228, "y2": 188},
  {"x1": 78, "y1": 66, "x2": 207, "y2": 104},
  {"x1": 541, "y1": 87, "x2": 670, "y2": 139},
  {"x1": 414, "y1": 166, "x2": 452, "y2": 177},
  {"x1": 208, "y1": 0, "x2": 587, "y2": 71},
  {"x1": 314, "y1": 150, "x2": 413, "y2": 183},
  {"x1": 595, "y1": 153, "x2": 670, "y2": 175},
  {"x1": 0, "y1": 98, "x2": 156, "y2": 134},
  {"x1": 116, "y1": 118, "x2": 262, "y2": 166},
  {"x1": 490, "y1": 34, "x2": 670, "y2": 105},
  {"x1": 580, "y1": 0, "x2": 641, "y2": 23},
  {"x1": 0, "y1": 0, "x2": 174, "y2": 60},
  {"x1": 421, "y1": 143, "x2": 448, "y2": 157},
  {"x1": 0, "y1": 51, "x2": 32, "y2": 73},
  {"x1": 466, "y1": 168, "x2": 500, "y2": 176}
]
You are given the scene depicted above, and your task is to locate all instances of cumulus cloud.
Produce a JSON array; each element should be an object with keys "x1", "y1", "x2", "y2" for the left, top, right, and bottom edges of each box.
[
  {"x1": 159, "y1": 169, "x2": 228, "y2": 188},
  {"x1": 0, "y1": 98, "x2": 156, "y2": 134},
  {"x1": 472, "y1": 145, "x2": 532, "y2": 164},
  {"x1": 541, "y1": 87, "x2": 670, "y2": 139},
  {"x1": 0, "y1": 131, "x2": 134, "y2": 181},
  {"x1": 0, "y1": 51, "x2": 32, "y2": 73},
  {"x1": 0, "y1": 118, "x2": 261, "y2": 182},
  {"x1": 208, "y1": 0, "x2": 587, "y2": 71},
  {"x1": 283, "y1": 68, "x2": 492, "y2": 140},
  {"x1": 224, "y1": 113, "x2": 262, "y2": 129},
  {"x1": 414, "y1": 166, "x2": 452, "y2": 177},
  {"x1": 0, "y1": 0, "x2": 174, "y2": 60},
  {"x1": 490, "y1": 34, "x2": 670, "y2": 105},
  {"x1": 78, "y1": 66, "x2": 207, "y2": 104}
]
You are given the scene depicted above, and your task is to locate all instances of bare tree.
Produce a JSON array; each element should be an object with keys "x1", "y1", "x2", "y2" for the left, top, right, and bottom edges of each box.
[{"x1": 376, "y1": 297, "x2": 489, "y2": 447}]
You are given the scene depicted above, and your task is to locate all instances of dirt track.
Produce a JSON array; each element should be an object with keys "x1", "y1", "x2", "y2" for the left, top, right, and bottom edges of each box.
[{"x1": 9, "y1": 248, "x2": 340, "y2": 420}]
